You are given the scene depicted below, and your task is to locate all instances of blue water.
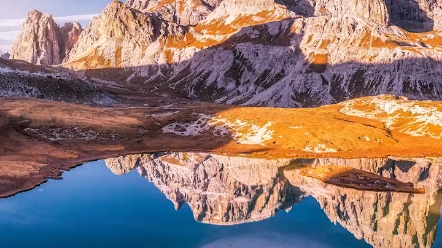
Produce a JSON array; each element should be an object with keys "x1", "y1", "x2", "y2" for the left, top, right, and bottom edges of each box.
[{"x1": 0, "y1": 160, "x2": 433, "y2": 248}]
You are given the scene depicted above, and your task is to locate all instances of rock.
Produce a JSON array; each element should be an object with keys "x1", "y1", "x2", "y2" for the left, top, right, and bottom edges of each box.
[
  {"x1": 11, "y1": 9, "x2": 83, "y2": 66},
  {"x1": 63, "y1": 0, "x2": 442, "y2": 107},
  {"x1": 65, "y1": 0, "x2": 187, "y2": 70},
  {"x1": 126, "y1": 0, "x2": 222, "y2": 26},
  {"x1": 59, "y1": 22, "x2": 83, "y2": 61},
  {"x1": 386, "y1": 0, "x2": 442, "y2": 32}
]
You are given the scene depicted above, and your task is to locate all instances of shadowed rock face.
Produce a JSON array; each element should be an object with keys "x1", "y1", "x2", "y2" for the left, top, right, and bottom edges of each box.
[
  {"x1": 11, "y1": 9, "x2": 83, "y2": 66},
  {"x1": 0, "y1": 59, "x2": 114, "y2": 104},
  {"x1": 105, "y1": 153, "x2": 442, "y2": 246},
  {"x1": 386, "y1": 0, "x2": 442, "y2": 32}
]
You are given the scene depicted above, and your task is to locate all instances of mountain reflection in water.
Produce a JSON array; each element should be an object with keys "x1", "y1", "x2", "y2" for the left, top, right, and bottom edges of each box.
[{"x1": 105, "y1": 153, "x2": 442, "y2": 248}]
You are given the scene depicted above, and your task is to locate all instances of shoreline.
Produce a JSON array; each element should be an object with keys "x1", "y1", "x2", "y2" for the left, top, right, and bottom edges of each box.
[{"x1": 1, "y1": 95, "x2": 442, "y2": 198}]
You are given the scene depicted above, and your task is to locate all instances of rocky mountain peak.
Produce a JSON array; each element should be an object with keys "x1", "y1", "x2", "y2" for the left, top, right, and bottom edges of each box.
[
  {"x1": 27, "y1": 9, "x2": 43, "y2": 19},
  {"x1": 59, "y1": 0, "x2": 442, "y2": 107},
  {"x1": 65, "y1": 0, "x2": 187, "y2": 69},
  {"x1": 11, "y1": 9, "x2": 83, "y2": 66},
  {"x1": 126, "y1": 0, "x2": 223, "y2": 25},
  {"x1": 9, "y1": 0, "x2": 442, "y2": 107}
]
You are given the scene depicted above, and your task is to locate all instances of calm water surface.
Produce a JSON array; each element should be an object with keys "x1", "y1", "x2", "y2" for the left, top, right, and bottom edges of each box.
[{"x1": 0, "y1": 157, "x2": 441, "y2": 248}]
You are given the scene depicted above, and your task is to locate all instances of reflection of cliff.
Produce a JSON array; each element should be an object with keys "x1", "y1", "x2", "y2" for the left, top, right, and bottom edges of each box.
[
  {"x1": 135, "y1": 152, "x2": 303, "y2": 225},
  {"x1": 283, "y1": 157, "x2": 442, "y2": 248},
  {"x1": 104, "y1": 153, "x2": 442, "y2": 246},
  {"x1": 105, "y1": 154, "x2": 151, "y2": 175}
]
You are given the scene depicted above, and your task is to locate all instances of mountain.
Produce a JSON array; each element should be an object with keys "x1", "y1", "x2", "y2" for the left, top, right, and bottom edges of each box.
[
  {"x1": 0, "y1": 52, "x2": 10, "y2": 59},
  {"x1": 10, "y1": 9, "x2": 83, "y2": 66},
  {"x1": 6, "y1": 0, "x2": 442, "y2": 107},
  {"x1": 60, "y1": 0, "x2": 442, "y2": 107}
]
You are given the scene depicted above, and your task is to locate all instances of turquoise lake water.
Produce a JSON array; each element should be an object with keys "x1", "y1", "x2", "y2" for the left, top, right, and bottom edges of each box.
[{"x1": 0, "y1": 159, "x2": 441, "y2": 248}]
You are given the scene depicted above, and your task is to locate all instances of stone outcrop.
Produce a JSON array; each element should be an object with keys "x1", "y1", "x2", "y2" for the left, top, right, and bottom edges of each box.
[
  {"x1": 386, "y1": 0, "x2": 442, "y2": 31},
  {"x1": 11, "y1": 9, "x2": 82, "y2": 66},
  {"x1": 62, "y1": 0, "x2": 442, "y2": 107}
]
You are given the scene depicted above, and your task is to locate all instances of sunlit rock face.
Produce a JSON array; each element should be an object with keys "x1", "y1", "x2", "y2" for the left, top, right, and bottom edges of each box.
[
  {"x1": 65, "y1": 1, "x2": 187, "y2": 70},
  {"x1": 62, "y1": 0, "x2": 442, "y2": 107},
  {"x1": 126, "y1": 0, "x2": 222, "y2": 26},
  {"x1": 11, "y1": 9, "x2": 82, "y2": 66}
]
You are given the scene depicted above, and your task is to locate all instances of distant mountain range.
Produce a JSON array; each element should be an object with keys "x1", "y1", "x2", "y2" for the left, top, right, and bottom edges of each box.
[
  {"x1": 0, "y1": 52, "x2": 9, "y2": 59},
  {"x1": 6, "y1": 0, "x2": 442, "y2": 107}
]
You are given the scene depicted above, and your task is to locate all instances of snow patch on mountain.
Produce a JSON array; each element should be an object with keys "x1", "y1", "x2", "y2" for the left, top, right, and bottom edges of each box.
[
  {"x1": 340, "y1": 95, "x2": 442, "y2": 139},
  {"x1": 162, "y1": 113, "x2": 275, "y2": 145},
  {"x1": 303, "y1": 143, "x2": 337, "y2": 153}
]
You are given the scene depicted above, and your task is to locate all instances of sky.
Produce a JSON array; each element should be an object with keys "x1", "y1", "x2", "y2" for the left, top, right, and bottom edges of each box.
[{"x1": 0, "y1": 0, "x2": 119, "y2": 53}]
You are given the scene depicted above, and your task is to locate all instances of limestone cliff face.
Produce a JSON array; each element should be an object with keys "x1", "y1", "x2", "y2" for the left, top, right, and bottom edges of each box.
[
  {"x1": 126, "y1": 0, "x2": 222, "y2": 26},
  {"x1": 386, "y1": 0, "x2": 442, "y2": 31},
  {"x1": 59, "y1": 22, "x2": 83, "y2": 60},
  {"x1": 11, "y1": 9, "x2": 82, "y2": 66},
  {"x1": 65, "y1": 1, "x2": 186, "y2": 70},
  {"x1": 64, "y1": 0, "x2": 442, "y2": 107}
]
